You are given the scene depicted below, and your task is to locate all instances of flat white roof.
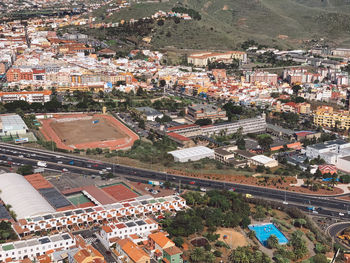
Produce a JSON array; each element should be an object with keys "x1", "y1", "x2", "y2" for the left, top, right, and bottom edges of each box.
[
  {"x1": 169, "y1": 146, "x2": 214, "y2": 159},
  {"x1": 0, "y1": 114, "x2": 28, "y2": 132},
  {"x1": 251, "y1": 155, "x2": 275, "y2": 164}
]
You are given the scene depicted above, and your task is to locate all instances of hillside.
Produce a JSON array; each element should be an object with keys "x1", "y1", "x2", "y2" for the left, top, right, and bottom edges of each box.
[{"x1": 90, "y1": 0, "x2": 350, "y2": 49}]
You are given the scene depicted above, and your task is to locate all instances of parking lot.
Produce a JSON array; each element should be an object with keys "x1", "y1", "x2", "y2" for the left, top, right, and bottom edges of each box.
[{"x1": 46, "y1": 172, "x2": 121, "y2": 192}]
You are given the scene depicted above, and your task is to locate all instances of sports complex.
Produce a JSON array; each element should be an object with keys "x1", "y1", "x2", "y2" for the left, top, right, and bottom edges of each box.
[{"x1": 39, "y1": 113, "x2": 138, "y2": 150}]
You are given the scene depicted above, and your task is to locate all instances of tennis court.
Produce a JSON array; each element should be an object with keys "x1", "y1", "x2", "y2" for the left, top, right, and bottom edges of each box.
[
  {"x1": 100, "y1": 182, "x2": 140, "y2": 202},
  {"x1": 67, "y1": 193, "x2": 91, "y2": 206}
]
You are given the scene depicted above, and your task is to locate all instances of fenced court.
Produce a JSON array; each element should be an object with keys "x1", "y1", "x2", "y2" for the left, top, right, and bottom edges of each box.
[
  {"x1": 100, "y1": 182, "x2": 140, "y2": 202},
  {"x1": 39, "y1": 113, "x2": 138, "y2": 150},
  {"x1": 248, "y1": 223, "x2": 288, "y2": 246}
]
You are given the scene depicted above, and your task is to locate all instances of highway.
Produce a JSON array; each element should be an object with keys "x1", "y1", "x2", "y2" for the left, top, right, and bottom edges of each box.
[{"x1": 1, "y1": 142, "x2": 350, "y2": 219}]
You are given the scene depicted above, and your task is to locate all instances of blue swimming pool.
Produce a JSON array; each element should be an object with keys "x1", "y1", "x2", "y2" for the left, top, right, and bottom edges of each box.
[{"x1": 248, "y1": 223, "x2": 288, "y2": 246}]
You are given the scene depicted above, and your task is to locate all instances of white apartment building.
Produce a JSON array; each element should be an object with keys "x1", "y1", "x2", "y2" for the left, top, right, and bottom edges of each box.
[
  {"x1": 15, "y1": 195, "x2": 186, "y2": 238},
  {"x1": 100, "y1": 217, "x2": 158, "y2": 246},
  {"x1": 306, "y1": 139, "x2": 350, "y2": 165},
  {"x1": 0, "y1": 91, "x2": 51, "y2": 104},
  {"x1": 0, "y1": 233, "x2": 75, "y2": 262}
]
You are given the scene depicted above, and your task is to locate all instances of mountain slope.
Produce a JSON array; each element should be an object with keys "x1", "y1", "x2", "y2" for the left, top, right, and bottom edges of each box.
[{"x1": 92, "y1": 0, "x2": 350, "y2": 49}]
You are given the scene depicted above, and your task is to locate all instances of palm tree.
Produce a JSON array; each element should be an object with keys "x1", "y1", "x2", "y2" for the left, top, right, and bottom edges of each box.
[
  {"x1": 190, "y1": 247, "x2": 205, "y2": 262},
  {"x1": 267, "y1": 234, "x2": 279, "y2": 248}
]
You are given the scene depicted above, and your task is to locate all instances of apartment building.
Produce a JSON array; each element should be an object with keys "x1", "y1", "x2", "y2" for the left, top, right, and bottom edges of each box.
[
  {"x1": 306, "y1": 139, "x2": 350, "y2": 165},
  {"x1": 0, "y1": 91, "x2": 51, "y2": 103},
  {"x1": 186, "y1": 104, "x2": 227, "y2": 121},
  {"x1": 187, "y1": 51, "x2": 247, "y2": 67},
  {"x1": 14, "y1": 195, "x2": 186, "y2": 238},
  {"x1": 313, "y1": 106, "x2": 350, "y2": 130},
  {"x1": 245, "y1": 71, "x2": 278, "y2": 85},
  {"x1": 0, "y1": 233, "x2": 75, "y2": 262},
  {"x1": 100, "y1": 217, "x2": 158, "y2": 246},
  {"x1": 332, "y1": 48, "x2": 350, "y2": 58}
]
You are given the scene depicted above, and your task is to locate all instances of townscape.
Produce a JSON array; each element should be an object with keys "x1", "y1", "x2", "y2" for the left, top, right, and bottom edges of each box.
[{"x1": 0, "y1": 0, "x2": 350, "y2": 263}]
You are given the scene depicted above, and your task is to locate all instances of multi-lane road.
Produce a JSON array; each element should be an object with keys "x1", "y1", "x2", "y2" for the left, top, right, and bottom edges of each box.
[{"x1": 1, "y1": 142, "x2": 350, "y2": 219}]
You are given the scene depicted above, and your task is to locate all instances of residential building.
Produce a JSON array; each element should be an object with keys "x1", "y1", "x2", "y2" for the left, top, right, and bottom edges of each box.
[
  {"x1": 14, "y1": 195, "x2": 186, "y2": 238},
  {"x1": 0, "y1": 233, "x2": 75, "y2": 262},
  {"x1": 148, "y1": 231, "x2": 176, "y2": 260},
  {"x1": 306, "y1": 139, "x2": 350, "y2": 165},
  {"x1": 245, "y1": 71, "x2": 278, "y2": 85},
  {"x1": 186, "y1": 104, "x2": 227, "y2": 121},
  {"x1": 100, "y1": 218, "x2": 158, "y2": 247},
  {"x1": 0, "y1": 91, "x2": 51, "y2": 103},
  {"x1": 313, "y1": 106, "x2": 350, "y2": 130},
  {"x1": 337, "y1": 156, "x2": 350, "y2": 173},
  {"x1": 163, "y1": 246, "x2": 183, "y2": 263},
  {"x1": 114, "y1": 238, "x2": 150, "y2": 263}
]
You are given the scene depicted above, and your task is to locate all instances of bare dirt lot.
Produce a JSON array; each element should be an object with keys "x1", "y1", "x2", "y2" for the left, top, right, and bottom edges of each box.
[
  {"x1": 50, "y1": 117, "x2": 126, "y2": 145},
  {"x1": 216, "y1": 227, "x2": 248, "y2": 249}
]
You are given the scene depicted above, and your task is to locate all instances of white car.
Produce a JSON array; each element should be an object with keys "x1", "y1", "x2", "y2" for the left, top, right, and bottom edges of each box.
[
  {"x1": 283, "y1": 201, "x2": 289, "y2": 205},
  {"x1": 339, "y1": 212, "x2": 345, "y2": 216},
  {"x1": 62, "y1": 168, "x2": 69, "y2": 172}
]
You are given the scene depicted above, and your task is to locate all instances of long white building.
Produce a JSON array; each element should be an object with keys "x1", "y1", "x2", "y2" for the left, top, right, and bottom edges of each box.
[{"x1": 0, "y1": 233, "x2": 75, "y2": 262}]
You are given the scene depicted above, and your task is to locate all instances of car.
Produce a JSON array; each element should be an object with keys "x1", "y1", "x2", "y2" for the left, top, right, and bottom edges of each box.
[
  {"x1": 283, "y1": 201, "x2": 289, "y2": 205},
  {"x1": 62, "y1": 168, "x2": 69, "y2": 172},
  {"x1": 189, "y1": 181, "x2": 195, "y2": 185},
  {"x1": 93, "y1": 164, "x2": 98, "y2": 167},
  {"x1": 339, "y1": 212, "x2": 345, "y2": 216},
  {"x1": 19, "y1": 155, "x2": 24, "y2": 158},
  {"x1": 312, "y1": 210, "x2": 318, "y2": 214},
  {"x1": 106, "y1": 167, "x2": 112, "y2": 170},
  {"x1": 57, "y1": 161, "x2": 63, "y2": 164}
]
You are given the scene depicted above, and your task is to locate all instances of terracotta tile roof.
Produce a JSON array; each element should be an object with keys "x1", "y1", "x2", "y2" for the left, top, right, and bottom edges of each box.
[
  {"x1": 117, "y1": 239, "x2": 150, "y2": 262},
  {"x1": 149, "y1": 232, "x2": 173, "y2": 249}
]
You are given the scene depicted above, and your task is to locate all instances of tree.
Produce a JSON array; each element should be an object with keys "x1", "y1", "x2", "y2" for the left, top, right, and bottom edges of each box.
[
  {"x1": 173, "y1": 236, "x2": 184, "y2": 247},
  {"x1": 17, "y1": 164, "x2": 34, "y2": 175},
  {"x1": 254, "y1": 205, "x2": 266, "y2": 221},
  {"x1": 257, "y1": 134, "x2": 273, "y2": 152},
  {"x1": 195, "y1": 118, "x2": 212, "y2": 126},
  {"x1": 312, "y1": 254, "x2": 328, "y2": 263},
  {"x1": 292, "y1": 85, "x2": 301, "y2": 95},
  {"x1": 293, "y1": 218, "x2": 306, "y2": 229},
  {"x1": 236, "y1": 138, "x2": 246, "y2": 150},
  {"x1": 159, "y1": 79, "x2": 166, "y2": 87},
  {"x1": 267, "y1": 234, "x2": 279, "y2": 249},
  {"x1": 190, "y1": 247, "x2": 206, "y2": 262}
]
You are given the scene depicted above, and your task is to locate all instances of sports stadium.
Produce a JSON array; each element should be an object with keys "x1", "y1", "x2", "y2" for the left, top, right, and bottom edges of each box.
[{"x1": 39, "y1": 113, "x2": 138, "y2": 150}]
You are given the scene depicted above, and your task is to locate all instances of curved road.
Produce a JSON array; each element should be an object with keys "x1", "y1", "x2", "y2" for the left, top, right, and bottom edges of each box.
[
  {"x1": 327, "y1": 222, "x2": 350, "y2": 249},
  {"x1": 1, "y1": 142, "x2": 350, "y2": 218}
]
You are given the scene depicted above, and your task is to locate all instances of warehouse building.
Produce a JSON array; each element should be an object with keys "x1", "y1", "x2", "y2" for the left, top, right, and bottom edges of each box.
[
  {"x1": 168, "y1": 146, "x2": 214, "y2": 162},
  {"x1": 250, "y1": 155, "x2": 278, "y2": 168},
  {"x1": 0, "y1": 173, "x2": 55, "y2": 219},
  {"x1": 0, "y1": 114, "x2": 28, "y2": 136}
]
